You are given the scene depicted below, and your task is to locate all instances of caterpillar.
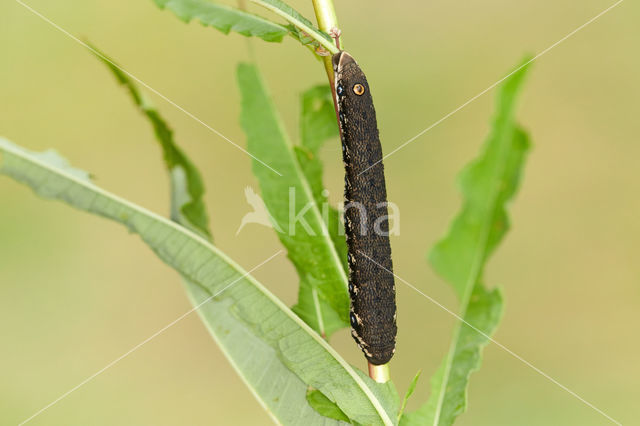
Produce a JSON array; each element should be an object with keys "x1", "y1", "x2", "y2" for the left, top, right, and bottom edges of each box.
[{"x1": 333, "y1": 51, "x2": 397, "y2": 365}]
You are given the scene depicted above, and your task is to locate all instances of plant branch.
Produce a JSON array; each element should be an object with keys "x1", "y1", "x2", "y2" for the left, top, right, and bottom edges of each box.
[
  {"x1": 312, "y1": 0, "x2": 341, "y2": 47},
  {"x1": 311, "y1": 0, "x2": 341, "y2": 148},
  {"x1": 249, "y1": 0, "x2": 338, "y2": 54},
  {"x1": 311, "y1": 0, "x2": 340, "y2": 86}
]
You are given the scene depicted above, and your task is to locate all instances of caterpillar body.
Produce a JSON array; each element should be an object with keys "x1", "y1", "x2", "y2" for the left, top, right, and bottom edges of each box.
[{"x1": 333, "y1": 51, "x2": 397, "y2": 365}]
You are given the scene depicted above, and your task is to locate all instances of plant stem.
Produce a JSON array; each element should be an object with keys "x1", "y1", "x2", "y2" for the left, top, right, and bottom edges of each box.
[
  {"x1": 250, "y1": 0, "x2": 338, "y2": 54},
  {"x1": 311, "y1": 0, "x2": 340, "y2": 86},
  {"x1": 311, "y1": 0, "x2": 340, "y2": 139},
  {"x1": 312, "y1": 0, "x2": 341, "y2": 46}
]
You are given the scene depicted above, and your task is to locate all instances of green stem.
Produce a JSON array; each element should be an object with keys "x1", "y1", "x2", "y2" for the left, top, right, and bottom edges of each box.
[
  {"x1": 312, "y1": 0, "x2": 341, "y2": 47},
  {"x1": 311, "y1": 0, "x2": 340, "y2": 86},
  {"x1": 250, "y1": 0, "x2": 338, "y2": 54},
  {"x1": 310, "y1": 0, "x2": 341, "y2": 141}
]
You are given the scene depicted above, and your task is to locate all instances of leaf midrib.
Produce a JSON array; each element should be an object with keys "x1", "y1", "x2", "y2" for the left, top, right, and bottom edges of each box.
[
  {"x1": 289, "y1": 145, "x2": 349, "y2": 326},
  {"x1": 431, "y1": 125, "x2": 512, "y2": 425},
  {"x1": 252, "y1": 68, "x2": 349, "y2": 331}
]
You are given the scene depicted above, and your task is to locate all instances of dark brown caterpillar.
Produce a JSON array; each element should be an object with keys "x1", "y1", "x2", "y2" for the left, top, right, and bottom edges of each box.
[{"x1": 333, "y1": 51, "x2": 397, "y2": 365}]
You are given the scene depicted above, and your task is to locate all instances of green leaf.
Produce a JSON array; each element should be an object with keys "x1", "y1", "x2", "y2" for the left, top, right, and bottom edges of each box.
[
  {"x1": 300, "y1": 85, "x2": 338, "y2": 155},
  {"x1": 0, "y1": 137, "x2": 398, "y2": 426},
  {"x1": 297, "y1": 84, "x2": 347, "y2": 275},
  {"x1": 306, "y1": 389, "x2": 351, "y2": 423},
  {"x1": 237, "y1": 64, "x2": 349, "y2": 338},
  {"x1": 401, "y1": 288, "x2": 503, "y2": 426},
  {"x1": 151, "y1": 0, "x2": 338, "y2": 54},
  {"x1": 398, "y1": 370, "x2": 421, "y2": 422},
  {"x1": 402, "y1": 60, "x2": 531, "y2": 426},
  {"x1": 249, "y1": 0, "x2": 338, "y2": 54},
  {"x1": 91, "y1": 44, "x2": 211, "y2": 239},
  {"x1": 306, "y1": 372, "x2": 399, "y2": 425},
  {"x1": 93, "y1": 45, "x2": 333, "y2": 422},
  {"x1": 253, "y1": 0, "x2": 318, "y2": 36},
  {"x1": 153, "y1": 0, "x2": 288, "y2": 42}
]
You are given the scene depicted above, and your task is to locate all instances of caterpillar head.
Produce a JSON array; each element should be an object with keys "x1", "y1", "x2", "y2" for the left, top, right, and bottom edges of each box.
[{"x1": 332, "y1": 51, "x2": 374, "y2": 117}]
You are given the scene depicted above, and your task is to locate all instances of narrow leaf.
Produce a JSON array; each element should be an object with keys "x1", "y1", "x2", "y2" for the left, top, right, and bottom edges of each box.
[
  {"x1": 297, "y1": 85, "x2": 347, "y2": 274},
  {"x1": 300, "y1": 85, "x2": 338, "y2": 157},
  {"x1": 398, "y1": 370, "x2": 421, "y2": 421},
  {"x1": 402, "y1": 60, "x2": 531, "y2": 426},
  {"x1": 153, "y1": 0, "x2": 288, "y2": 42},
  {"x1": 91, "y1": 45, "x2": 210, "y2": 238},
  {"x1": 237, "y1": 64, "x2": 349, "y2": 338},
  {"x1": 0, "y1": 138, "x2": 398, "y2": 426},
  {"x1": 94, "y1": 48, "x2": 344, "y2": 423},
  {"x1": 152, "y1": 0, "x2": 336, "y2": 54},
  {"x1": 249, "y1": 0, "x2": 337, "y2": 54}
]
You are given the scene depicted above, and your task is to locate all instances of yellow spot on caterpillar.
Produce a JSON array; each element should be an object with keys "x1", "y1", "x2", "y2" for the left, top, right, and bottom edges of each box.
[{"x1": 353, "y1": 84, "x2": 365, "y2": 96}]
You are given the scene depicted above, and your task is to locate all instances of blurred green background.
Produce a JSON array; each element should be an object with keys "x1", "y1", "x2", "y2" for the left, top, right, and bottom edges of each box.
[{"x1": 1, "y1": 0, "x2": 638, "y2": 424}]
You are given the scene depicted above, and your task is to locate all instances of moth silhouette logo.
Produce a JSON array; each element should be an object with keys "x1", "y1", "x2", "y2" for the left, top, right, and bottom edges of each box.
[{"x1": 236, "y1": 186, "x2": 280, "y2": 235}]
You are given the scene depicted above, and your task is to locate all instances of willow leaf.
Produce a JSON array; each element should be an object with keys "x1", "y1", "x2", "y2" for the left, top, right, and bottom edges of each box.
[
  {"x1": 92, "y1": 45, "x2": 210, "y2": 238},
  {"x1": 93, "y1": 51, "x2": 346, "y2": 423},
  {"x1": 238, "y1": 64, "x2": 349, "y2": 338},
  {"x1": 397, "y1": 370, "x2": 421, "y2": 422},
  {"x1": 0, "y1": 138, "x2": 398, "y2": 425},
  {"x1": 153, "y1": 0, "x2": 288, "y2": 42},
  {"x1": 297, "y1": 85, "x2": 348, "y2": 275},
  {"x1": 300, "y1": 85, "x2": 338, "y2": 154},
  {"x1": 401, "y1": 60, "x2": 531, "y2": 426},
  {"x1": 249, "y1": 0, "x2": 337, "y2": 54}
]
